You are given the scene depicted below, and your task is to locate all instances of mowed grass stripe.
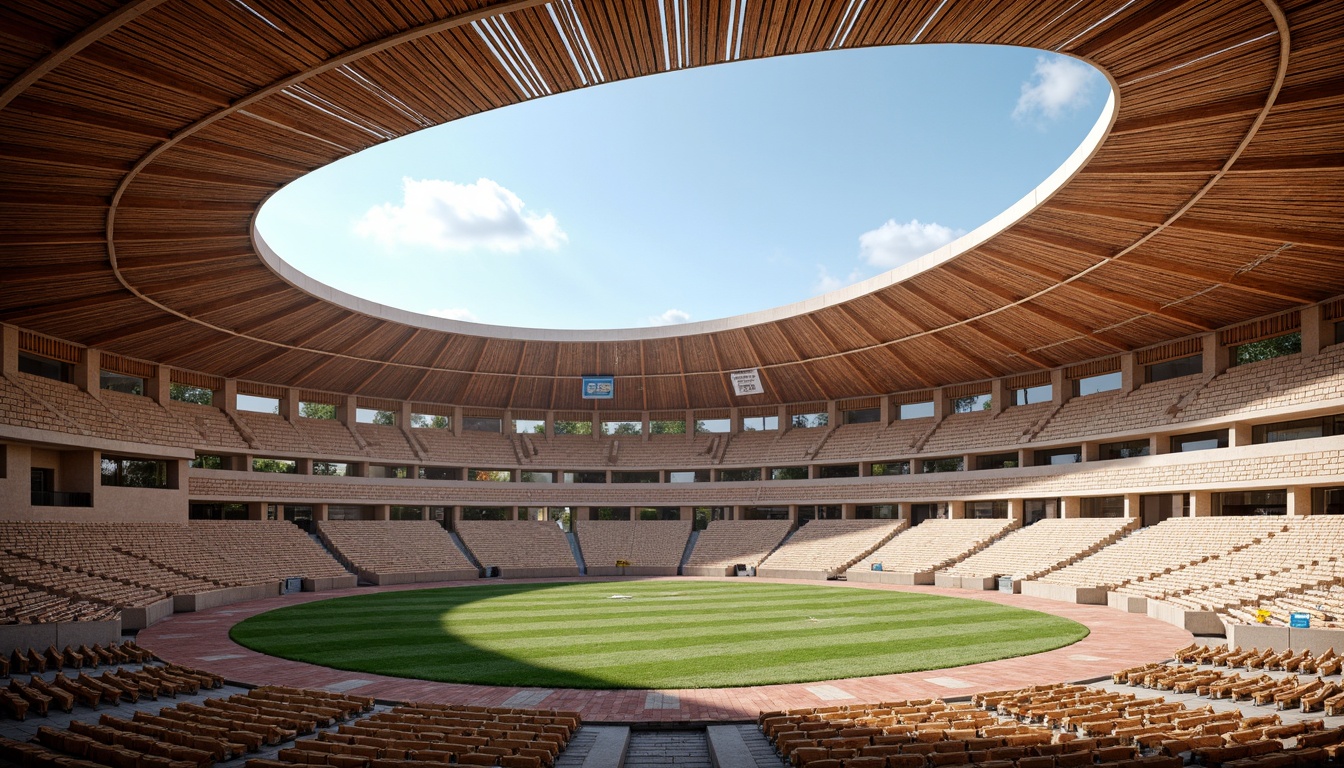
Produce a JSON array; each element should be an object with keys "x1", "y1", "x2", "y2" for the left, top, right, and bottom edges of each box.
[{"x1": 230, "y1": 581, "x2": 1088, "y2": 689}]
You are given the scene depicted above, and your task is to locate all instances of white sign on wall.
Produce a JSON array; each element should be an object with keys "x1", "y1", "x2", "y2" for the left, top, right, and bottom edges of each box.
[{"x1": 730, "y1": 368, "x2": 763, "y2": 396}]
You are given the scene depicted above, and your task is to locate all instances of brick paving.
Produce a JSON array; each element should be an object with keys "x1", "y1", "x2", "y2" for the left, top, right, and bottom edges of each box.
[{"x1": 136, "y1": 576, "x2": 1196, "y2": 724}]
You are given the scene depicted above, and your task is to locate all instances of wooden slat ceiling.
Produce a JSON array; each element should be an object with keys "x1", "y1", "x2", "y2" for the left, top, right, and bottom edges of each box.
[{"x1": 2, "y1": 0, "x2": 1341, "y2": 411}]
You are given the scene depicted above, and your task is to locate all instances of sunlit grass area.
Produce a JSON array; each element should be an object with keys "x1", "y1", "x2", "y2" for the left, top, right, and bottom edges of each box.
[{"x1": 229, "y1": 581, "x2": 1087, "y2": 689}]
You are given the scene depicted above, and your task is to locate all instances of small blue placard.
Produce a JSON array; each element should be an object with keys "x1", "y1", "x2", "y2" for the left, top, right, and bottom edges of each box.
[
  {"x1": 1290, "y1": 612, "x2": 1310, "y2": 628},
  {"x1": 871, "y1": 563, "x2": 883, "y2": 571},
  {"x1": 582, "y1": 376, "x2": 614, "y2": 399}
]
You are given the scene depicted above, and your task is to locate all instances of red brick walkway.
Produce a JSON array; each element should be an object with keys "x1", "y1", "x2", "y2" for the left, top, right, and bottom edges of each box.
[{"x1": 137, "y1": 577, "x2": 1193, "y2": 724}]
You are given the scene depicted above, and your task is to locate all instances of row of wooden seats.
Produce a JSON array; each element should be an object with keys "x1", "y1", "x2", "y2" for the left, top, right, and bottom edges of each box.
[
  {"x1": 453, "y1": 521, "x2": 577, "y2": 572},
  {"x1": 316, "y1": 521, "x2": 474, "y2": 578},
  {"x1": 576, "y1": 519, "x2": 692, "y2": 569},
  {"x1": 0, "y1": 551, "x2": 167, "y2": 608},
  {"x1": 683, "y1": 519, "x2": 793, "y2": 571},
  {"x1": 1, "y1": 662, "x2": 221, "y2": 721},
  {"x1": 1227, "y1": 583, "x2": 1344, "y2": 629},
  {"x1": 853, "y1": 519, "x2": 1013, "y2": 575},
  {"x1": 759, "y1": 519, "x2": 905, "y2": 575},
  {"x1": 0, "y1": 581, "x2": 118, "y2": 624},
  {"x1": 244, "y1": 702, "x2": 579, "y2": 768},
  {"x1": 1173, "y1": 644, "x2": 1340, "y2": 675},
  {"x1": 5, "y1": 640, "x2": 154, "y2": 676},
  {"x1": 942, "y1": 518, "x2": 1134, "y2": 581}
]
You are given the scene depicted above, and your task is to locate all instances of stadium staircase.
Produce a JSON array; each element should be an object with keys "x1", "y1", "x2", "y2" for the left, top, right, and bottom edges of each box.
[
  {"x1": 446, "y1": 531, "x2": 484, "y2": 575},
  {"x1": 677, "y1": 530, "x2": 700, "y2": 575},
  {"x1": 566, "y1": 531, "x2": 587, "y2": 575}
]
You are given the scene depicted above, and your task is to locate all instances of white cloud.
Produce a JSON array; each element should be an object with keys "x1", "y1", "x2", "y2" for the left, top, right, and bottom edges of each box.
[
  {"x1": 355, "y1": 178, "x2": 566, "y2": 252},
  {"x1": 1013, "y1": 55, "x2": 1098, "y2": 122},
  {"x1": 426, "y1": 307, "x2": 480, "y2": 322},
  {"x1": 857, "y1": 218, "x2": 963, "y2": 269},
  {"x1": 647, "y1": 308, "x2": 691, "y2": 326}
]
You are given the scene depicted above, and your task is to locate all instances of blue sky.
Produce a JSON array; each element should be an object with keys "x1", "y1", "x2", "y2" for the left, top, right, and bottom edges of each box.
[{"x1": 256, "y1": 44, "x2": 1106, "y2": 330}]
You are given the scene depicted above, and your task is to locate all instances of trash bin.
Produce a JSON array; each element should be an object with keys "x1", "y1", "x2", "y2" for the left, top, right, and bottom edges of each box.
[{"x1": 997, "y1": 576, "x2": 1014, "y2": 593}]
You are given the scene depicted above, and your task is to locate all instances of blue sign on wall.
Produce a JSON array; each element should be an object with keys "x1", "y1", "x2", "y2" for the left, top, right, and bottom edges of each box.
[
  {"x1": 1289, "y1": 612, "x2": 1310, "y2": 628},
  {"x1": 582, "y1": 376, "x2": 614, "y2": 399}
]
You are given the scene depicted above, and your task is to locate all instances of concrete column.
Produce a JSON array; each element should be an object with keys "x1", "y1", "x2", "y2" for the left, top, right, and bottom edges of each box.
[
  {"x1": 312, "y1": 503, "x2": 329, "y2": 522},
  {"x1": 1151, "y1": 434, "x2": 1169, "y2": 455},
  {"x1": 787, "y1": 505, "x2": 798, "y2": 523},
  {"x1": 1123, "y1": 493, "x2": 1141, "y2": 520},
  {"x1": 336, "y1": 396, "x2": 356, "y2": 425},
  {"x1": 841, "y1": 503, "x2": 856, "y2": 520},
  {"x1": 371, "y1": 504, "x2": 390, "y2": 521},
  {"x1": 1203, "y1": 332, "x2": 1229, "y2": 376},
  {"x1": 1172, "y1": 493, "x2": 1187, "y2": 517},
  {"x1": 148, "y1": 365, "x2": 171, "y2": 405},
  {"x1": 933, "y1": 387, "x2": 948, "y2": 421},
  {"x1": 1016, "y1": 449, "x2": 1028, "y2": 469},
  {"x1": 1119, "y1": 352, "x2": 1138, "y2": 393},
  {"x1": 947, "y1": 500, "x2": 966, "y2": 519},
  {"x1": 1051, "y1": 368, "x2": 1070, "y2": 406},
  {"x1": 729, "y1": 407, "x2": 740, "y2": 434},
  {"x1": 1287, "y1": 486, "x2": 1312, "y2": 517},
  {"x1": 279, "y1": 389, "x2": 300, "y2": 420},
  {"x1": 1300, "y1": 304, "x2": 1325, "y2": 357},
  {"x1": 1081, "y1": 442, "x2": 1099, "y2": 462},
  {"x1": 0, "y1": 325, "x2": 17, "y2": 378},
  {"x1": 642, "y1": 413, "x2": 651, "y2": 442},
  {"x1": 1007, "y1": 499, "x2": 1023, "y2": 526},
  {"x1": 398, "y1": 401, "x2": 412, "y2": 428},
  {"x1": 962, "y1": 454, "x2": 973, "y2": 472},
  {"x1": 991, "y1": 379, "x2": 1007, "y2": 415},
  {"x1": 452, "y1": 406, "x2": 463, "y2": 437},
  {"x1": 213, "y1": 379, "x2": 238, "y2": 412},
  {"x1": 247, "y1": 501, "x2": 267, "y2": 520},
  {"x1": 826, "y1": 401, "x2": 840, "y2": 428},
  {"x1": 1230, "y1": 423, "x2": 1253, "y2": 447},
  {"x1": 879, "y1": 397, "x2": 891, "y2": 425},
  {"x1": 1190, "y1": 491, "x2": 1214, "y2": 517},
  {"x1": 545, "y1": 410, "x2": 555, "y2": 438},
  {"x1": 910, "y1": 458, "x2": 923, "y2": 474},
  {"x1": 1060, "y1": 496, "x2": 1082, "y2": 519},
  {"x1": 74, "y1": 348, "x2": 99, "y2": 393},
  {"x1": 895, "y1": 502, "x2": 909, "y2": 521},
  {"x1": 295, "y1": 458, "x2": 313, "y2": 475},
  {"x1": 777, "y1": 406, "x2": 789, "y2": 433},
  {"x1": 858, "y1": 461, "x2": 871, "y2": 477},
  {"x1": 502, "y1": 410, "x2": 514, "y2": 435}
]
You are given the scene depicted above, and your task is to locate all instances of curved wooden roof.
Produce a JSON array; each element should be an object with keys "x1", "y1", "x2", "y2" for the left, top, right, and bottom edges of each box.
[{"x1": 2, "y1": 0, "x2": 1341, "y2": 412}]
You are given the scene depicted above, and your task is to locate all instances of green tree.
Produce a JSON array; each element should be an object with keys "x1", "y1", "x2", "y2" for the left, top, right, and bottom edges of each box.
[
  {"x1": 649, "y1": 419, "x2": 686, "y2": 434},
  {"x1": 553, "y1": 420, "x2": 592, "y2": 435},
  {"x1": 169, "y1": 383, "x2": 213, "y2": 405},
  {"x1": 1234, "y1": 332, "x2": 1301, "y2": 365},
  {"x1": 300, "y1": 401, "x2": 336, "y2": 419},
  {"x1": 412, "y1": 413, "x2": 451, "y2": 429},
  {"x1": 372, "y1": 410, "x2": 396, "y2": 425},
  {"x1": 606, "y1": 422, "x2": 641, "y2": 436}
]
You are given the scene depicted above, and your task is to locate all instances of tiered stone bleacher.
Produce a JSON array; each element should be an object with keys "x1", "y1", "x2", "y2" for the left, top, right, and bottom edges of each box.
[
  {"x1": 1181, "y1": 343, "x2": 1344, "y2": 422},
  {"x1": 180, "y1": 521, "x2": 354, "y2": 591},
  {"x1": 812, "y1": 420, "x2": 928, "y2": 462},
  {"x1": 316, "y1": 521, "x2": 477, "y2": 585},
  {"x1": 682, "y1": 519, "x2": 794, "y2": 576},
  {"x1": 0, "y1": 551, "x2": 166, "y2": 617},
  {"x1": 235, "y1": 411, "x2": 316, "y2": 454},
  {"x1": 354, "y1": 423, "x2": 420, "y2": 462},
  {"x1": 167, "y1": 401, "x2": 252, "y2": 450},
  {"x1": 15, "y1": 374, "x2": 184, "y2": 448},
  {"x1": 1113, "y1": 642, "x2": 1343, "y2": 714},
  {"x1": 849, "y1": 518, "x2": 1014, "y2": 586},
  {"x1": 756, "y1": 519, "x2": 906, "y2": 580},
  {"x1": 920, "y1": 402, "x2": 1053, "y2": 454},
  {"x1": 1231, "y1": 583, "x2": 1344, "y2": 629},
  {"x1": 939, "y1": 518, "x2": 1136, "y2": 590},
  {"x1": 526, "y1": 434, "x2": 608, "y2": 467},
  {"x1": 292, "y1": 417, "x2": 364, "y2": 457},
  {"x1": 1109, "y1": 517, "x2": 1344, "y2": 617},
  {"x1": 0, "y1": 582, "x2": 117, "y2": 625},
  {"x1": 413, "y1": 428, "x2": 517, "y2": 466},
  {"x1": 720, "y1": 428, "x2": 826, "y2": 465},
  {"x1": 98, "y1": 389, "x2": 200, "y2": 448},
  {"x1": 453, "y1": 520, "x2": 580, "y2": 579},
  {"x1": 1032, "y1": 374, "x2": 1201, "y2": 442},
  {"x1": 576, "y1": 519, "x2": 692, "y2": 576}
]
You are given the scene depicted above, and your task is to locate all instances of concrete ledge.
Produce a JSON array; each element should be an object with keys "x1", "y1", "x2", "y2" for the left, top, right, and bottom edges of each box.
[
  {"x1": 1147, "y1": 599, "x2": 1226, "y2": 636},
  {"x1": 302, "y1": 575, "x2": 359, "y2": 591},
  {"x1": 1021, "y1": 581, "x2": 1109, "y2": 605},
  {"x1": 497, "y1": 567, "x2": 580, "y2": 579},
  {"x1": 680, "y1": 566, "x2": 734, "y2": 577},
  {"x1": 933, "y1": 572, "x2": 961, "y2": 589},
  {"x1": 586, "y1": 566, "x2": 679, "y2": 577},
  {"x1": 1290, "y1": 626, "x2": 1344, "y2": 656},
  {"x1": 174, "y1": 583, "x2": 279, "y2": 613},
  {"x1": 846, "y1": 569, "x2": 934, "y2": 586},
  {"x1": 755, "y1": 567, "x2": 830, "y2": 581},
  {"x1": 1227, "y1": 622, "x2": 1289, "y2": 652},
  {"x1": 708, "y1": 725, "x2": 757, "y2": 768},
  {"x1": 1108, "y1": 591, "x2": 1148, "y2": 614},
  {"x1": 0, "y1": 618, "x2": 122, "y2": 655},
  {"x1": 582, "y1": 725, "x2": 630, "y2": 768},
  {"x1": 363, "y1": 568, "x2": 480, "y2": 585},
  {"x1": 121, "y1": 597, "x2": 174, "y2": 631},
  {"x1": 959, "y1": 576, "x2": 998, "y2": 591}
]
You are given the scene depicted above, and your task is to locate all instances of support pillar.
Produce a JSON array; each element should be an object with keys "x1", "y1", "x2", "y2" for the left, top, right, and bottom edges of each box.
[
  {"x1": 1119, "y1": 352, "x2": 1138, "y2": 393},
  {"x1": 947, "y1": 500, "x2": 966, "y2": 519},
  {"x1": 1203, "y1": 332, "x2": 1229, "y2": 376},
  {"x1": 74, "y1": 348, "x2": 99, "y2": 393},
  {"x1": 0, "y1": 325, "x2": 17, "y2": 378},
  {"x1": 1287, "y1": 486, "x2": 1312, "y2": 517},
  {"x1": 1122, "y1": 493, "x2": 1141, "y2": 520},
  {"x1": 1060, "y1": 496, "x2": 1082, "y2": 519},
  {"x1": 1190, "y1": 491, "x2": 1214, "y2": 517}
]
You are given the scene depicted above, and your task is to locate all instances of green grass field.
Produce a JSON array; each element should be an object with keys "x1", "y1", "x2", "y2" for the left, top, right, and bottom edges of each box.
[{"x1": 229, "y1": 581, "x2": 1088, "y2": 689}]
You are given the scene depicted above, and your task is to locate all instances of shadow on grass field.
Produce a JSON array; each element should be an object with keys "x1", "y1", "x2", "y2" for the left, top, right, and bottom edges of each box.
[{"x1": 229, "y1": 580, "x2": 1089, "y2": 689}]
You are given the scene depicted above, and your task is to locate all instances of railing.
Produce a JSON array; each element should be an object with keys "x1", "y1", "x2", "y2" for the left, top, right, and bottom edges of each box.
[{"x1": 31, "y1": 491, "x2": 92, "y2": 507}]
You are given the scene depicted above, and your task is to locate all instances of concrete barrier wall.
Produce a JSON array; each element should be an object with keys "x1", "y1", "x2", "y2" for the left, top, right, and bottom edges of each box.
[
  {"x1": 1289, "y1": 626, "x2": 1344, "y2": 656},
  {"x1": 586, "y1": 566, "x2": 679, "y2": 577},
  {"x1": 754, "y1": 568, "x2": 830, "y2": 581},
  {"x1": 303, "y1": 575, "x2": 358, "y2": 591},
  {"x1": 1108, "y1": 592, "x2": 1147, "y2": 614},
  {"x1": 121, "y1": 597, "x2": 174, "y2": 631},
  {"x1": 846, "y1": 570, "x2": 934, "y2": 586},
  {"x1": 0, "y1": 618, "x2": 122, "y2": 655},
  {"x1": 173, "y1": 583, "x2": 279, "y2": 613},
  {"x1": 1147, "y1": 599, "x2": 1226, "y2": 636},
  {"x1": 933, "y1": 573, "x2": 961, "y2": 589},
  {"x1": 1021, "y1": 582, "x2": 1109, "y2": 605},
  {"x1": 680, "y1": 565, "x2": 734, "y2": 578},
  {"x1": 498, "y1": 567, "x2": 581, "y2": 579},
  {"x1": 1226, "y1": 622, "x2": 1289, "y2": 651}
]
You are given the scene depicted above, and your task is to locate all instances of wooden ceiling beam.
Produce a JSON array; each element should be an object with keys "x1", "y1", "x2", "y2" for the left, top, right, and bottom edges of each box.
[
  {"x1": 8, "y1": 95, "x2": 172, "y2": 140},
  {"x1": 81, "y1": 314, "x2": 178, "y2": 348},
  {"x1": 834, "y1": 303, "x2": 938, "y2": 389},
  {"x1": 1227, "y1": 153, "x2": 1344, "y2": 174},
  {"x1": 1122, "y1": 255, "x2": 1316, "y2": 303},
  {"x1": 1009, "y1": 227, "x2": 1114, "y2": 260},
  {"x1": 5, "y1": 262, "x2": 110, "y2": 282},
  {"x1": 80, "y1": 44, "x2": 234, "y2": 108},
  {"x1": 0, "y1": 290, "x2": 132, "y2": 322},
  {"x1": 230, "y1": 299, "x2": 318, "y2": 335},
  {"x1": 225, "y1": 347, "x2": 294, "y2": 380},
  {"x1": 0, "y1": 142, "x2": 133, "y2": 171},
  {"x1": 1166, "y1": 217, "x2": 1344, "y2": 252},
  {"x1": 118, "y1": 248, "x2": 253, "y2": 271},
  {"x1": 1110, "y1": 93, "x2": 1263, "y2": 135},
  {"x1": 405, "y1": 335, "x2": 455, "y2": 402},
  {"x1": 138, "y1": 164, "x2": 283, "y2": 189},
  {"x1": 877, "y1": 288, "x2": 1006, "y2": 379}
]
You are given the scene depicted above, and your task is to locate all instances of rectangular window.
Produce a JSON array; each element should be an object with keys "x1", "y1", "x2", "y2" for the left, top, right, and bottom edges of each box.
[
  {"x1": 1336, "y1": 320, "x2": 1344, "y2": 346},
  {"x1": 1023, "y1": 498, "x2": 1058, "y2": 526},
  {"x1": 300, "y1": 402, "x2": 337, "y2": 419},
  {"x1": 976, "y1": 452, "x2": 1019, "y2": 470},
  {"x1": 18, "y1": 353, "x2": 71, "y2": 383},
  {"x1": 871, "y1": 461, "x2": 910, "y2": 476},
  {"x1": 952, "y1": 394, "x2": 991, "y2": 413},
  {"x1": 189, "y1": 503, "x2": 248, "y2": 520},
  {"x1": 638, "y1": 507, "x2": 681, "y2": 521},
  {"x1": 191, "y1": 454, "x2": 225, "y2": 470},
  {"x1": 843, "y1": 407, "x2": 881, "y2": 424},
  {"x1": 818, "y1": 464, "x2": 859, "y2": 479},
  {"x1": 799, "y1": 505, "x2": 842, "y2": 522},
  {"x1": 389, "y1": 506, "x2": 423, "y2": 520},
  {"x1": 966, "y1": 500, "x2": 1009, "y2": 519},
  {"x1": 327, "y1": 505, "x2": 371, "y2": 521},
  {"x1": 668, "y1": 470, "x2": 709, "y2": 483},
  {"x1": 1232, "y1": 331, "x2": 1301, "y2": 366},
  {"x1": 252, "y1": 457, "x2": 297, "y2": 473},
  {"x1": 463, "y1": 416, "x2": 502, "y2": 433},
  {"x1": 513, "y1": 418, "x2": 544, "y2": 434},
  {"x1": 237, "y1": 394, "x2": 279, "y2": 413},
  {"x1": 553, "y1": 419, "x2": 592, "y2": 435},
  {"x1": 368, "y1": 464, "x2": 409, "y2": 479},
  {"x1": 100, "y1": 372, "x2": 144, "y2": 396},
  {"x1": 695, "y1": 418, "x2": 731, "y2": 433},
  {"x1": 313, "y1": 461, "x2": 349, "y2": 476},
  {"x1": 1146, "y1": 354, "x2": 1202, "y2": 383},
  {"x1": 1035, "y1": 446, "x2": 1082, "y2": 466},
  {"x1": 563, "y1": 471, "x2": 606, "y2": 483},
  {"x1": 1080, "y1": 496, "x2": 1125, "y2": 518},
  {"x1": 741, "y1": 415, "x2": 779, "y2": 431},
  {"x1": 1074, "y1": 371, "x2": 1121, "y2": 397},
  {"x1": 1170, "y1": 430, "x2": 1228, "y2": 453},
  {"x1": 462, "y1": 507, "x2": 512, "y2": 521},
  {"x1": 521, "y1": 470, "x2": 555, "y2": 483},
  {"x1": 790, "y1": 412, "x2": 828, "y2": 428},
  {"x1": 468, "y1": 468, "x2": 512, "y2": 481},
  {"x1": 718, "y1": 468, "x2": 761, "y2": 481},
  {"x1": 1312, "y1": 486, "x2": 1344, "y2": 515},
  {"x1": 649, "y1": 419, "x2": 686, "y2": 434},
  {"x1": 101, "y1": 455, "x2": 169, "y2": 488},
  {"x1": 591, "y1": 507, "x2": 631, "y2": 521},
  {"x1": 770, "y1": 466, "x2": 808, "y2": 480},
  {"x1": 742, "y1": 506, "x2": 789, "y2": 520},
  {"x1": 612, "y1": 470, "x2": 659, "y2": 483},
  {"x1": 899, "y1": 401, "x2": 935, "y2": 420},
  {"x1": 921, "y1": 457, "x2": 964, "y2": 473},
  {"x1": 412, "y1": 413, "x2": 451, "y2": 429},
  {"x1": 602, "y1": 420, "x2": 642, "y2": 436},
  {"x1": 1098, "y1": 439, "x2": 1150, "y2": 460},
  {"x1": 1252, "y1": 414, "x2": 1344, "y2": 444},
  {"x1": 357, "y1": 408, "x2": 396, "y2": 425},
  {"x1": 855, "y1": 504, "x2": 897, "y2": 519},
  {"x1": 170, "y1": 383, "x2": 213, "y2": 405},
  {"x1": 1215, "y1": 490, "x2": 1287, "y2": 516},
  {"x1": 419, "y1": 466, "x2": 460, "y2": 480},
  {"x1": 1013, "y1": 384, "x2": 1052, "y2": 406}
]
